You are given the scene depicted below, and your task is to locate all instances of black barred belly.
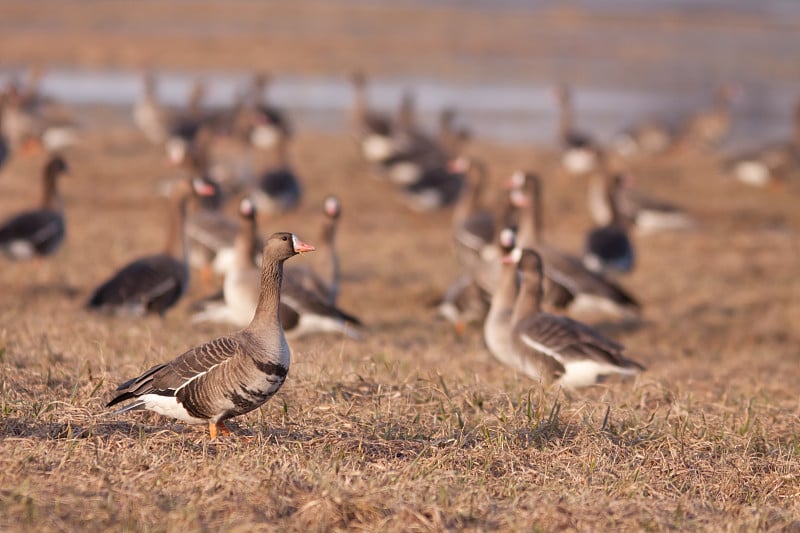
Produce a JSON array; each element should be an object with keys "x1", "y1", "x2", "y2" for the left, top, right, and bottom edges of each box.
[{"x1": 224, "y1": 361, "x2": 289, "y2": 419}]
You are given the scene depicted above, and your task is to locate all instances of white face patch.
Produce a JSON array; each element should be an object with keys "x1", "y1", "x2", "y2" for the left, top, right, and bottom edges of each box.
[
  {"x1": 510, "y1": 247, "x2": 523, "y2": 264},
  {"x1": 509, "y1": 170, "x2": 525, "y2": 189},
  {"x1": 239, "y1": 197, "x2": 254, "y2": 216},
  {"x1": 499, "y1": 228, "x2": 516, "y2": 248}
]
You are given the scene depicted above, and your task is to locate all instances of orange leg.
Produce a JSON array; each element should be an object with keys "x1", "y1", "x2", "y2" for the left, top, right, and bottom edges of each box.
[
  {"x1": 208, "y1": 420, "x2": 232, "y2": 439},
  {"x1": 453, "y1": 321, "x2": 467, "y2": 336}
]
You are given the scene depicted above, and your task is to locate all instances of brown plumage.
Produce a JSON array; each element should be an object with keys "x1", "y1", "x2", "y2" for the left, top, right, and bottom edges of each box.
[
  {"x1": 509, "y1": 249, "x2": 644, "y2": 387},
  {"x1": 106, "y1": 232, "x2": 315, "y2": 439}
]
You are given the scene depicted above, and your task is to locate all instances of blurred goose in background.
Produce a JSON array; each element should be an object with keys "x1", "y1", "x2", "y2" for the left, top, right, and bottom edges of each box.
[
  {"x1": 450, "y1": 157, "x2": 494, "y2": 268},
  {"x1": 383, "y1": 96, "x2": 451, "y2": 187},
  {"x1": 1, "y1": 78, "x2": 79, "y2": 154},
  {"x1": 86, "y1": 178, "x2": 216, "y2": 316},
  {"x1": 554, "y1": 84, "x2": 598, "y2": 176},
  {"x1": 611, "y1": 120, "x2": 673, "y2": 159},
  {"x1": 508, "y1": 248, "x2": 644, "y2": 387},
  {"x1": 350, "y1": 70, "x2": 395, "y2": 163},
  {"x1": 513, "y1": 171, "x2": 640, "y2": 320},
  {"x1": 483, "y1": 227, "x2": 522, "y2": 363},
  {"x1": 399, "y1": 155, "x2": 467, "y2": 212},
  {"x1": 164, "y1": 79, "x2": 208, "y2": 161},
  {"x1": 250, "y1": 124, "x2": 302, "y2": 215},
  {"x1": 247, "y1": 71, "x2": 293, "y2": 149},
  {"x1": 438, "y1": 107, "x2": 472, "y2": 159},
  {"x1": 286, "y1": 195, "x2": 343, "y2": 306},
  {"x1": 133, "y1": 70, "x2": 169, "y2": 145},
  {"x1": 193, "y1": 197, "x2": 361, "y2": 338},
  {"x1": 0, "y1": 154, "x2": 68, "y2": 260},
  {"x1": 583, "y1": 172, "x2": 635, "y2": 275},
  {"x1": 675, "y1": 84, "x2": 740, "y2": 150},
  {"x1": 724, "y1": 96, "x2": 800, "y2": 187},
  {"x1": 107, "y1": 232, "x2": 314, "y2": 440},
  {"x1": 591, "y1": 173, "x2": 695, "y2": 233}
]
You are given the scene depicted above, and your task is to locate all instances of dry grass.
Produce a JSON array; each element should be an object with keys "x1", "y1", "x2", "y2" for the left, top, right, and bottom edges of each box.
[
  {"x1": 1, "y1": 2, "x2": 800, "y2": 530},
  {"x1": 0, "y1": 125, "x2": 799, "y2": 532}
]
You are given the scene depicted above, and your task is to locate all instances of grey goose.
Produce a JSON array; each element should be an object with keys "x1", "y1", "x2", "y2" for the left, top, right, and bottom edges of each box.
[
  {"x1": 107, "y1": 232, "x2": 315, "y2": 439},
  {"x1": 590, "y1": 173, "x2": 695, "y2": 234},
  {"x1": 724, "y1": 96, "x2": 800, "y2": 188},
  {"x1": 675, "y1": 84, "x2": 739, "y2": 151},
  {"x1": 0, "y1": 154, "x2": 68, "y2": 260},
  {"x1": 514, "y1": 171, "x2": 640, "y2": 320},
  {"x1": 86, "y1": 177, "x2": 216, "y2": 316},
  {"x1": 192, "y1": 196, "x2": 362, "y2": 338},
  {"x1": 583, "y1": 172, "x2": 635, "y2": 275},
  {"x1": 509, "y1": 248, "x2": 644, "y2": 388},
  {"x1": 251, "y1": 124, "x2": 302, "y2": 215},
  {"x1": 554, "y1": 84, "x2": 598, "y2": 176},
  {"x1": 483, "y1": 227, "x2": 521, "y2": 366}
]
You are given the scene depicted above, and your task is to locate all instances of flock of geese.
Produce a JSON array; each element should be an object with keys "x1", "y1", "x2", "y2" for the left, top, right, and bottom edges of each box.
[{"x1": 0, "y1": 68, "x2": 797, "y2": 439}]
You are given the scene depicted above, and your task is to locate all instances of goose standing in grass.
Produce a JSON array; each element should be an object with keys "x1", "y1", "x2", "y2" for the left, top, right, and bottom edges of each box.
[
  {"x1": 599, "y1": 173, "x2": 695, "y2": 234},
  {"x1": 107, "y1": 232, "x2": 315, "y2": 439},
  {"x1": 86, "y1": 178, "x2": 215, "y2": 316},
  {"x1": 437, "y1": 158, "x2": 494, "y2": 331},
  {"x1": 192, "y1": 196, "x2": 362, "y2": 338},
  {"x1": 350, "y1": 70, "x2": 395, "y2": 163},
  {"x1": 133, "y1": 70, "x2": 168, "y2": 145},
  {"x1": 247, "y1": 71, "x2": 293, "y2": 149},
  {"x1": 286, "y1": 195, "x2": 343, "y2": 306},
  {"x1": 0, "y1": 154, "x2": 68, "y2": 260},
  {"x1": 483, "y1": 227, "x2": 521, "y2": 363},
  {"x1": 513, "y1": 171, "x2": 640, "y2": 320},
  {"x1": 583, "y1": 172, "x2": 635, "y2": 275},
  {"x1": 611, "y1": 120, "x2": 673, "y2": 159},
  {"x1": 725, "y1": 96, "x2": 800, "y2": 188},
  {"x1": 554, "y1": 84, "x2": 598, "y2": 176},
  {"x1": 676, "y1": 84, "x2": 739, "y2": 150},
  {"x1": 509, "y1": 248, "x2": 644, "y2": 387},
  {"x1": 251, "y1": 125, "x2": 301, "y2": 215}
]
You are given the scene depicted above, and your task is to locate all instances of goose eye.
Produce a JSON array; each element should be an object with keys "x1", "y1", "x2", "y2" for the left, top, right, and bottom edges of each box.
[{"x1": 281, "y1": 236, "x2": 288, "y2": 241}]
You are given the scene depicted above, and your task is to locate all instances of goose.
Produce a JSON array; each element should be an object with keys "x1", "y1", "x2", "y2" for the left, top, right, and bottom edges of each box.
[
  {"x1": 513, "y1": 171, "x2": 640, "y2": 320},
  {"x1": 164, "y1": 79, "x2": 208, "y2": 161},
  {"x1": 133, "y1": 70, "x2": 169, "y2": 145},
  {"x1": 483, "y1": 227, "x2": 521, "y2": 363},
  {"x1": 450, "y1": 158, "x2": 494, "y2": 266},
  {"x1": 247, "y1": 71, "x2": 293, "y2": 149},
  {"x1": 250, "y1": 126, "x2": 302, "y2": 215},
  {"x1": 0, "y1": 154, "x2": 68, "y2": 260},
  {"x1": 676, "y1": 84, "x2": 739, "y2": 150},
  {"x1": 725, "y1": 97, "x2": 800, "y2": 188},
  {"x1": 192, "y1": 197, "x2": 361, "y2": 338},
  {"x1": 438, "y1": 107, "x2": 472, "y2": 159},
  {"x1": 86, "y1": 178, "x2": 215, "y2": 316},
  {"x1": 605, "y1": 173, "x2": 695, "y2": 233},
  {"x1": 611, "y1": 120, "x2": 673, "y2": 159},
  {"x1": 0, "y1": 80, "x2": 78, "y2": 154},
  {"x1": 508, "y1": 248, "x2": 644, "y2": 387},
  {"x1": 554, "y1": 84, "x2": 598, "y2": 176},
  {"x1": 583, "y1": 172, "x2": 635, "y2": 275},
  {"x1": 106, "y1": 232, "x2": 315, "y2": 439},
  {"x1": 435, "y1": 158, "x2": 496, "y2": 329},
  {"x1": 285, "y1": 195, "x2": 342, "y2": 306},
  {"x1": 399, "y1": 158, "x2": 465, "y2": 212},
  {"x1": 350, "y1": 70, "x2": 395, "y2": 163}
]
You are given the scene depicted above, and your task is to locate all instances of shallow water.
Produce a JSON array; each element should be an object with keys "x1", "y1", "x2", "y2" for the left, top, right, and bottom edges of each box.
[{"x1": 1, "y1": 67, "x2": 795, "y2": 151}]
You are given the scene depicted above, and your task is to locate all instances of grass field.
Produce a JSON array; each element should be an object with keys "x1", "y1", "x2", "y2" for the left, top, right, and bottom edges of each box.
[
  {"x1": 1, "y1": 127, "x2": 799, "y2": 531},
  {"x1": 2, "y1": 1, "x2": 800, "y2": 531}
]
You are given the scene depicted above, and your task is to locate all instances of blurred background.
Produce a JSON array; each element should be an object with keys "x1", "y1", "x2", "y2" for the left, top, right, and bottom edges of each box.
[{"x1": 1, "y1": 0, "x2": 799, "y2": 147}]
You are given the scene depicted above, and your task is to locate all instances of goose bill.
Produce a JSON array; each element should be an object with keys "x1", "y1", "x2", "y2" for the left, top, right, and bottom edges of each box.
[{"x1": 291, "y1": 235, "x2": 315, "y2": 254}]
